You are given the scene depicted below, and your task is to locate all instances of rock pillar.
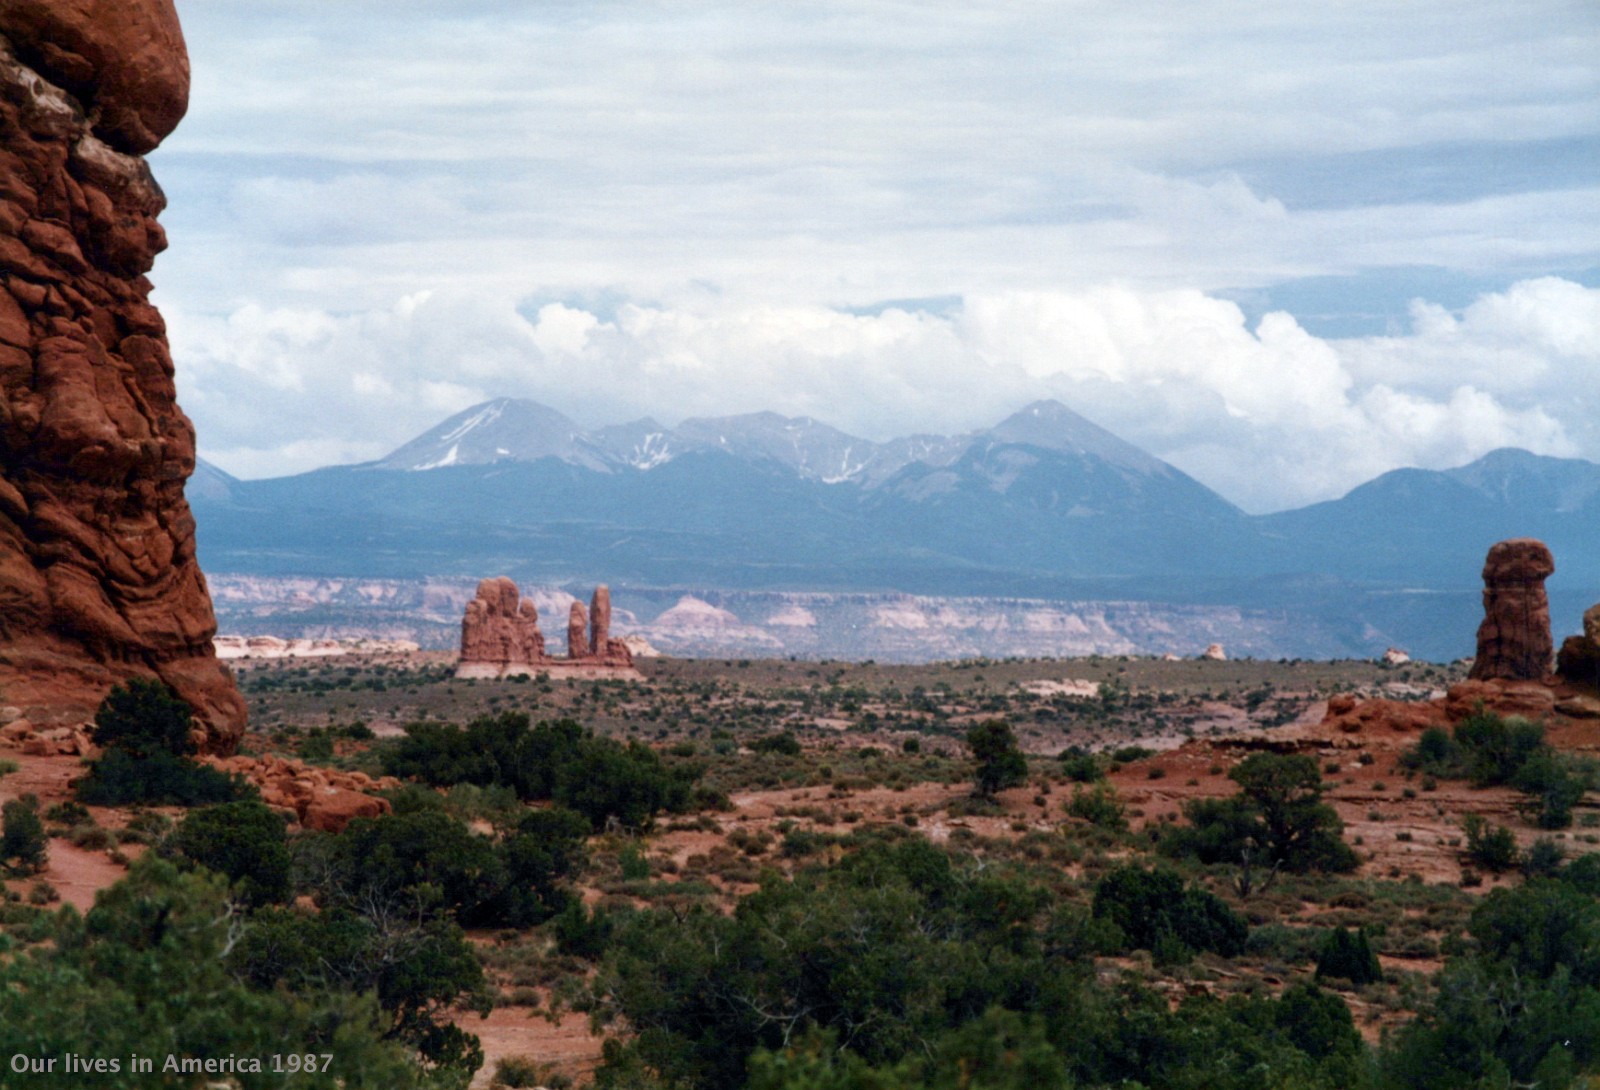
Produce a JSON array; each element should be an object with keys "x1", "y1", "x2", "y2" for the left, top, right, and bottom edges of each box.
[
  {"x1": 1469, "y1": 538, "x2": 1555, "y2": 682},
  {"x1": 568, "y1": 600, "x2": 588, "y2": 659}
]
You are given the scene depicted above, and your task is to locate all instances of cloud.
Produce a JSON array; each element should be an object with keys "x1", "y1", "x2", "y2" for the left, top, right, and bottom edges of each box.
[
  {"x1": 174, "y1": 278, "x2": 1599, "y2": 513},
  {"x1": 148, "y1": 1, "x2": 1600, "y2": 318},
  {"x1": 146, "y1": 4, "x2": 1598, "y2": 514}
]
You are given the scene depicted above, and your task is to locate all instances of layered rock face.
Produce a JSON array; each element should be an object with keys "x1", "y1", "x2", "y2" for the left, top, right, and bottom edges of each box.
[
  {"x1": 0, "y1": 1, "x2": 246, "y2": 750},
  {"x1": 1468, "y1": 538, "x2": 1555, "y2": 682},
  {"x1": 458, "y1": 579, "x2": 635, "y2": 677}
]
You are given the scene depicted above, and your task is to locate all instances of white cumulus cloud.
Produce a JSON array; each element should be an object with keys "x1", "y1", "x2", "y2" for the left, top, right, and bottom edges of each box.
[{"x1": 175, "y1": 278, "x2": 1600, "y2": 512}]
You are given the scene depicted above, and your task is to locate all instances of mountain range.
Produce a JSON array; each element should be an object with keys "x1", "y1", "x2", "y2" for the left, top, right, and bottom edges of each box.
[{"x1": 190, "y1": 398, "x2": 1600, "y2": 660}]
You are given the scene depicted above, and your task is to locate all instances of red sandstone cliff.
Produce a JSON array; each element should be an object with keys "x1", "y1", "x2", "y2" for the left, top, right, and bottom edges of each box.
[{"x1": 0, "y1": 0, "x2": 246, "y2": 751}]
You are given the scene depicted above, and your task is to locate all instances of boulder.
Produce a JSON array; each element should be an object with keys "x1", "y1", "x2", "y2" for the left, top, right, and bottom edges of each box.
[
  {"x1": 301, "y1": 788, "x2": 389, "y2": 834},
  {"x1": 1445, "y1": 679, "x2": 1556, "y2": 722},
  {"x1": 1322, "y1": 696, "x2": 1447, "y2": 735},
  {"x1": 1556, "y1": 602, "x2": 1600, "y2": 689},
  {"x1": 1468, "y1": 539, "x2": 1555, "y2": 682}
]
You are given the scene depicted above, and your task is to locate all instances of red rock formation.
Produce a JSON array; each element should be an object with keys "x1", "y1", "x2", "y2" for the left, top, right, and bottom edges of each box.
[
  {"x1": 589, "y1": 585, "x2": 610, "y2": 654},
  {"x1": 206, "y1": 752, "x2": 396, "y2": 833},
  {"x1": 567, "y1": 600, "x2": 588, "y2": 659},
  {"x1": 457, "y1": 579, "x2": 635, "y2": 676},
  {"x1": 1468, "y1": 539, "x2": 1555, "y2": 682},
  {"x1": 1321, "y1": 694, "x2": 1447, "y2": 736},
  {"x1": 0, "y1": 1, "x2": 246, "y2": 751},
  {"x1": 1556, "y1": 602, "x2": 1600, "y2": 690},
  {"x1": 458, "y1": 576, "x2": 544, "y2": 676},
  {"x1": 586, "y1": 583, "x2": 634, "y2": 666}
]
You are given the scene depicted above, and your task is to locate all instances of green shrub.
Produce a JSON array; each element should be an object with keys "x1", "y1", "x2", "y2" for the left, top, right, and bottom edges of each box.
[
  {"x1": 169, "y1": 799, "x2": 292, "y2": 906},
  {"x1": 618, "y1": 842, "x2": 651, "y2": 880},
  {"x1": 43, "y1": 801, "x2": 92, "y2": 827},
  {"x1": 1, "y1": 799, "x2": 47, "y2": 876},
  {"x1": 552, "y1": 899, "x2": 613, "y2": 961},
  {"x1": 1058, "y1": 749, "x2": 1104, "y2": 783},
  {"x1": 1229, "y1": 753, "x2": 1357, "y2": 873},
  {"x1": 1065, "y1": 782, "x2": 1126, "y2": 831},
  {"x1": 966, "y1": 719, "x2": 1027, "y2": 798},
  {"x1": 384, "y1": 714, "x2": 693, "y2": 831},
  {"x1": 1463, "y1": 813, "x2": 1520, "y2": 873},
  {"x1": 77, "y1": 681, "x2": 248, "y2": 807},
  {"x1": 1315, "y1": 926, "x2": 1382, "y2": 985},
  {"x1": 1512, "y1": 749, "x2": 1589, "y2": 829},
  {"x1": 1162, "y1": 754, "x2": 1355, "y2": 874},
  {"x1": 89, "y1": 677, "x2": 193, "y2": 758},
  {"x1": 1522, "y1": 837, "x2": 1566, "y2": 880},
  {"x1": 298, "y1": 730, "x2": 336, "y2": 762},
  {"x1": 1091, "y1": 864, "x2": 1248, "y2": 960},
  {"x1": 555, "y1": 738, "x2": 691, "y2": 831},
  {"x1": 1560, "y1": 852, "x2": 1600, "y2": 896},
  {"x1": 1401, "y1": 727, "x2": 1464, "y2": 778},
  {"x1": 0, "y1": 858, "x2": 438, "y2": 1088},
  {"x1": 1160, "y1": 795, "x2": 1262, "y2": 864},
  {"x1": 1454, "y1": 712, "x2": 1546, "y2": 787},
  {"x1": 750, "y1": 732, "x2": 802, "y2": 757},
  {"x1": 76, "y1": 748, "x2": 247, "y2": 807}
]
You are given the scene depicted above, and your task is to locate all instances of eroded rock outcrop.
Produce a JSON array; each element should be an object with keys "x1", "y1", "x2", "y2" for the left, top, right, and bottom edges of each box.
[
  {"x1": 0, "y1": 1, "x2": 245, "y2": 751},
  {"x1": 567, "y1": 600, "x2": 588, "y2": 660},
  {"x1": 205, "y1": 753, "x2": 397, "y2": 833},
  {"x1": 458, "y1": 579, "x2": 636, "y2": 677},
  {"x1": 1556, "y1": 601, "x2": 1600, "y2": 690},
  {"x1": 1468, "y1": 539, "x2": 1555, "y2": 682},
  {"x1": 586, "y1": 584, "x2": 634, "y2": 664},
  {"x1": 459, "y1": 576, "x2": 545, "y2": 672}
]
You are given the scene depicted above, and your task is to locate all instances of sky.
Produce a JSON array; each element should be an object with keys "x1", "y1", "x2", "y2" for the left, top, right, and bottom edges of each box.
[{"x1": 149, "y1": 0, "x2": 1600, "y2": 513}]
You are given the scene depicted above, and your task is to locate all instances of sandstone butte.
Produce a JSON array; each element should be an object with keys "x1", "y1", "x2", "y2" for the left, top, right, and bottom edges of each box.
[
  {"x1": 0, "y1": 0, "x2": 246, "y2": 753},
  {"x1": 458, "y1": 578, "x2": 639, "y2": 679}
]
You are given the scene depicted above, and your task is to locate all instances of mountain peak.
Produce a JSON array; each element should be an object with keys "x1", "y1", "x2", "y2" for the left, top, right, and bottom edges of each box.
[
  {"x1": 373, "y1": 398, "x2": 600, "y2": 471},
  {"x1": 985, "y1": 400, "x2": 1166, "y2": 474}
]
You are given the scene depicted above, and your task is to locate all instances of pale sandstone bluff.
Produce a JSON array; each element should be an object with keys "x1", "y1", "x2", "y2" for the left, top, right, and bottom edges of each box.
[
  {"x1": 213, "y1": 635, "x2": 421, "y2": 660},
  {"x1": 0, "y1": 0, "x2": 246, "y2": 751},
  {"x1": 1468, "y1": 538, "x2": 1555, "y2": 682},
  {"x1": 458, "y1": 578, "x2": 638, "y2": 679}
]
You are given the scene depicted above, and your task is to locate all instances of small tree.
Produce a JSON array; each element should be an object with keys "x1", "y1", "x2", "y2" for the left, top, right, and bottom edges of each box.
[
  {"x1": 90, "y1": 678, "x2": 194, "y2": 759},
  {"x1": 1315, "y1": 926, "x2": 1382, "y2": 985},
  {"x1": 1, "y1": 799, "x2": 47, "y2": 876},
  {"x1": 1091, "y1": 864, "x2": 1247, "y2": 960},
  {"x1": 967, "y1": 719, "x2": 1027, "y2": 798},
  {"x1": 169, "y1": 799, "x2": 292, "y2": 906},
  {"x1": 78, "y1": 681, "x2": 245, "y2": 807},
  {"x1": 1463, "y1": 813, "x2": 1519, "y2": 873},
  {"x1": 1065, "y1": 782, "x2": 1126, "y2": 831},
  {"x1": 1229, "y1": 753, "x2": 1356, "y2": 873}
]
